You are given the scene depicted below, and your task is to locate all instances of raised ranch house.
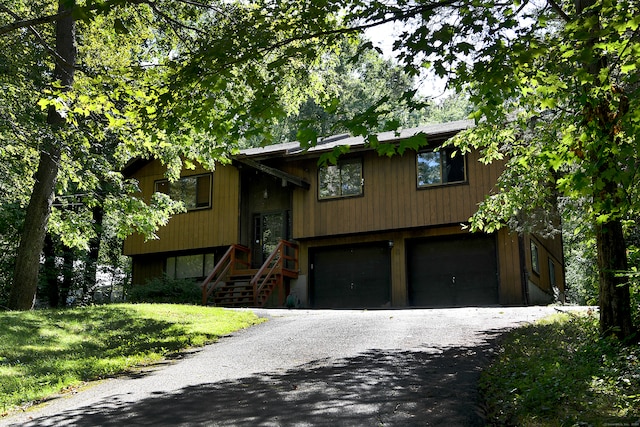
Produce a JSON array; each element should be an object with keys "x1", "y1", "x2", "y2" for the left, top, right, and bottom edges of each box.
[{"x1": 123, "y1": 120, "x2": 565, "y2": 308}]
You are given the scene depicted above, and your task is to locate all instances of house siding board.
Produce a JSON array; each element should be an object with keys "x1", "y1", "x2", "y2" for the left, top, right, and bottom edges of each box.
[
  {"x1": 439, "y1": 187, "x2": 448, "y2": 224},
  {"x1": 496, "y1": 229, "x2": 524, "y2": 305},
  {"x1": 123, "y1": 160, "x2": 239, "y2": 256},
  {"x1": 470, "y1": 150, "x2": 486, "y2": 212},
  {"x1": 391, "y1": 236, "x2": 407, "y2": 306},
  {"x1": 131, "y1": 255, "x2": 164, "y2": 286},
  {"x1": 293, "y1": 149, "x2": 500, "y2": 240},
  {"x1": 369, "y1": 156, "x2": 380, "y2": 229},
  {"x1": 408, "y1": 158, "x2": 419, "y2": 226},
  {"x1": 390, "y1": 157, "x2": 400, "y2": 228}
]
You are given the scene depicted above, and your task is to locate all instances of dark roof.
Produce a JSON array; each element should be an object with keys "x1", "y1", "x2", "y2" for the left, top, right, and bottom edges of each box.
[
  {"x1": 236, "y1": 120, "x2": 474, "y2": 160},
  {"x1": 122, "y1": 120, "x2": 474, "y2": 176},
  {"x1": 121, "y1": 157, "x2": 152, "y2": 177}
]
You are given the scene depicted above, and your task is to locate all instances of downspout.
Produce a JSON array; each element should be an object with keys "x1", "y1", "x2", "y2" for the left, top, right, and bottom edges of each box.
[{"x1": 518, "y1": 233, "x2": 530, "y2": 306}]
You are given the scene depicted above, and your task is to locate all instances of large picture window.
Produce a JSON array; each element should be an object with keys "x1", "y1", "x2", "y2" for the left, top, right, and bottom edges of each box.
[
  {"x1": 319, "y1": 159, "x2": 363, "y2": 199},
  {"x1": 166, "y1": 253, "x2": 215, "y2": 279},
  {"x1": 417, "y1": 147, "x2": 466, "y2": 187},
  {"x1": 155, "y1": 173, "x2": 212, "y2": 210}
]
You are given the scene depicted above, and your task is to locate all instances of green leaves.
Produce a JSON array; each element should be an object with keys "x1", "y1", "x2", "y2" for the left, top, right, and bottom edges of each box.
[
  {"x1": 3, "y1": 0, "x2": 639, "y2": 290},
  {"x1": 318, "y1": 144, "x2": 351, "y2": 166},
  {"x1": 107, "y1": 191, "x2": 185, "y2": 242},
  {"x1": 397, "y1": 133, "x2": 427, "y2": 155},
  {"x1": 377, "y1": 0, "x2": 640, "y2": 234}
]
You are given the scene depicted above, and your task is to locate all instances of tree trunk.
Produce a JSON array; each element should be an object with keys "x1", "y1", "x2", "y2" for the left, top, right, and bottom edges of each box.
[
  {"x1": 8, "y1": 0, "x2": 76, "y2": 310},
  {"x1": 596, "y1": 219, "x2": 634, "y2": 339},
  {"x1": 575, "y1": 0, "x2": 634, "y2": 339},
  {"x1": 9, "y1": 145, "x2": 62, "y2": 309}
]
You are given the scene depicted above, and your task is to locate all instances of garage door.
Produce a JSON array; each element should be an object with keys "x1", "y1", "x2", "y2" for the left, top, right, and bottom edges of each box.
[
  {"x1": 310, "y1": 243, "x2": 391, "y2": 308},
  {"x1": 407, "y1": 234, "x2": 498, "y2": 307}
]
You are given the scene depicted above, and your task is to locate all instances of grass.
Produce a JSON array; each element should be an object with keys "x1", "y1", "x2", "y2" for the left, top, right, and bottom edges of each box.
[
  {"x1": 0, "y1": 303, "x2": 264, "y2": 415},
  {"x1": 4, "y1": 305, "x2": 638, "y2": 424},
  {"x1": 480, "y1": 310, "x2": 640, "y2": 426}
]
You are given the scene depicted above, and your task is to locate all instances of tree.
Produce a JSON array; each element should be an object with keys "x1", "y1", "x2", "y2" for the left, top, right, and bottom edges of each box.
[
  {"x1": 260, "y1": 37, "x2": 473, "y2": 147},
  {"x1": 7, "y1": 0, "x2": 76, "y2": 309},
  {"x1": 4, "y1": 0, "x2": 636, "y2": 337},
  {"x1": 0, "y1": 0, "x2": 346, "y2": 309},
  {"x1": 340, "y1": 0, "x2": 639, "y2": 338},
  {"x1": 263, "y1": 37, "x2": 428, "y2": 145}
]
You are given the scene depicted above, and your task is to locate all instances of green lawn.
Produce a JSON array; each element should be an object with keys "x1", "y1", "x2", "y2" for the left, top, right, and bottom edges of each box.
[
  {"x1": 480, "y1": 311, "x2": 640, "y2": 426},
  {"x1": 3, "y1": 304, "x2": 638, "y2": 424},
  {"x1": 0, "y1": 303, "x2": 264, "y2": 414}
]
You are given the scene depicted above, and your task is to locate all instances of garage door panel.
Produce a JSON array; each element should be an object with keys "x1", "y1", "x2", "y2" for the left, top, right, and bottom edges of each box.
[
  {"x1": 311, "y1": 244, "x2": 391, "y2": 308},
  {"x1": 408, "y1": 234, "x2": 498, "y2": 307}
]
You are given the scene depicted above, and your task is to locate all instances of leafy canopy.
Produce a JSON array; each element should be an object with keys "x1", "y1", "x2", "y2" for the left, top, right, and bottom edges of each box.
[
  {"x1": 0, "y1": 0, "x2": 352, "y2": 251},
  {"x1": 340, "y1": 0, "x2": 639, "y2": 233}
]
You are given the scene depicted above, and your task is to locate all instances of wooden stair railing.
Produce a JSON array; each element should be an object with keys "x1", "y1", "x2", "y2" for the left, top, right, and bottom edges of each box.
[
  {"x1": 201, "y1": 244, "x2": 251, "y2": 305},
  {"x1": 202, "y1": 240, "x2": 298, "y2": 307},
  {"x1": 250, "y1": 240, "x2": 299, "y2": 306}
]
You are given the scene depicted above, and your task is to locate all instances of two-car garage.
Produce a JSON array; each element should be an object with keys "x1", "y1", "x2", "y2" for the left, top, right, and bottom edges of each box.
[{"x1": 309, "y1": 234, "x2": 499, "y2": 308}]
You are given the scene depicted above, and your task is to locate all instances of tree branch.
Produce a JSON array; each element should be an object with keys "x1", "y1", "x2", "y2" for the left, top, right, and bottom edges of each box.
[
  {"x1": 146, "y1": 1, "x2": 208, "y2": 36},
  {"x1": 0, "y1": 0, "x2": 148, "y2": 36},
  {"x1": 0, "y1": 0, "x2": 211, "y2": 73},
  {"x1": 220, "y1": 1, "x2": 459, "y2": 70},
  {"x1": 546, "y1": 0, "x2": 572, "y2": 22},
  {"x1": 0, "y1": 5, "x2": 69, "y2": 36},
  {"x1": 174, "y1": 0, "x2": 229, "y2": 15},
  {"x1": 0, "y1": 5, "x2": 77, "y2": 72}
]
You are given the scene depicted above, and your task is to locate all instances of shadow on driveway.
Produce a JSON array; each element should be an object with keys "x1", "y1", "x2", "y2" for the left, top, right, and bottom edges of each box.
[{"x1": 15, "y1": 331, "x2": 508, "y2": 426}]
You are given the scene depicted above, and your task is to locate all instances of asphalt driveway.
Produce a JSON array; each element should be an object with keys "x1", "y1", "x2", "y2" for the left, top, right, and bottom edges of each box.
[{"x1": 1, "y1": 306, "x2": 575, "y2": 426}]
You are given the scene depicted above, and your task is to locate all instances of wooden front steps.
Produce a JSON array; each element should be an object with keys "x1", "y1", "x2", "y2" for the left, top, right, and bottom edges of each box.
[
  {"x1": 201, "y1": 240, "x2": 299, "y2": 308},
  {"x1": 210, "y1": 276, "x2": 277, "y2": 307}
]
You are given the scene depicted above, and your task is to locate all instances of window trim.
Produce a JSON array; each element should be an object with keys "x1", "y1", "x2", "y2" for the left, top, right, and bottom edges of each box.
[
  {"x1": 416, "y1": 147, "x2": 467, "y2": 188},
  {"x1": 155, "y1": 173, "x2": 213, "y2": 211},
  {"x1": 165, "y1": 253, "x2": 215, "y2": 280},
  {"x1": 530, "y1": 240, "x2": 540, "y2": 275},
  {"x1": 548, "y1": 258, "x2": 556, "y2": 287},
  {"x1": 318, "y1": 158, "x2": 364, "y2": 201}
]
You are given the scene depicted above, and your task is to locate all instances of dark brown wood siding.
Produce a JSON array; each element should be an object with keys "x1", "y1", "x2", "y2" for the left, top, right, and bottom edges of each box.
[
  {"x1": 123, "y1": 160, "x2": 240, "y2": 256},
  {"x1": 131, "y1": 255, "x2": 164, "y2": 286},
  {"x1": 296, "y1": 226, "x2": 525, "y2": 307},
  {"x1": 291, "y1": 149, "x2": 503, "y2": 239},
  {"x1": 526, "y1": 233, "x2": 566, "y2": 300},
  {"x1": 496, "y1": 229, "x2": 525, "y2": 305}
]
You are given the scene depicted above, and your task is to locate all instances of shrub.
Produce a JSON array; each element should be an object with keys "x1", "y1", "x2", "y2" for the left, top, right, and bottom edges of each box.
[
  {"x1": 480, "y1": 312, "x2": 640, "y2": 426},
  {"x1": 128, "y1": 276, "x2": 201, "y2": 304}
]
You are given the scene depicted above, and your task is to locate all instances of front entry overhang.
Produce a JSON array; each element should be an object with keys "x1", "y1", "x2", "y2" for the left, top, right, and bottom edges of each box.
[{"x1": 235, "y1": 158, "x2": 310, "y2": 190}]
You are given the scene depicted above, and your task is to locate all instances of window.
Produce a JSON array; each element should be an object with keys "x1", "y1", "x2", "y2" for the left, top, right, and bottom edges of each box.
[
  {"x1": 155, "y1": 173, "x2": 212, "y2": 210},
  {"x1": 548, "y1": 258, "x2": 556, "y2": 287},
  {"x1": 319, "y1": 159, "x2": 363, "y2": 199},
  {"x1": 530, "y1": 241, "x2": 540, "y2": 274},
  {"x1": 166, "y1": 253, "x2": 215, "y2": 279},
  {"x1": 417, "y1": 147, "x2": 466, "y2": 187}
]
